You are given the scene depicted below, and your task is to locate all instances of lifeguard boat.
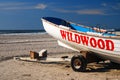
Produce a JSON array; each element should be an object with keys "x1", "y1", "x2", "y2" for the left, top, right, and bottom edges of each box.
[{"x1": 41, "y1": 17, "x2": 120, "y2": 72}]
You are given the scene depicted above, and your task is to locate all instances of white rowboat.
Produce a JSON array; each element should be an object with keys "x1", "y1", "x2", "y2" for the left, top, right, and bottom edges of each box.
[{"x1": 41, "y1": 17, "x2": 120, "y2": 71}]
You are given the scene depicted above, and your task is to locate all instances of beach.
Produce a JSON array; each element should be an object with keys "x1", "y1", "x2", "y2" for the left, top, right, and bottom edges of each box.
[{"x1": 0, "y1": 33, "x2": 120, "y2": 80}]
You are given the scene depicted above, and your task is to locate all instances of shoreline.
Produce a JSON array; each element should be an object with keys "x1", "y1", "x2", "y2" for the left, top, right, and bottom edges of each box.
[{"x1": 0, "y1": 33, "x2": 74, "y2": 61}]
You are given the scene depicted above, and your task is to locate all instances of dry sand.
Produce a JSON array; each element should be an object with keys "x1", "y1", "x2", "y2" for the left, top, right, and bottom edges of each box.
[{"x1": 0, "y1": 33, "x2": 120, "y2": 80}]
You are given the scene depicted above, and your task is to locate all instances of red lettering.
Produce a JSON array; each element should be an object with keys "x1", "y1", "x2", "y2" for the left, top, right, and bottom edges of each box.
[
  {"x1": 60, "y1": 30, "x2": 66, "y2": 40},
  {"x1": 66, "y1": 32, "x2": 76, "y2": 42},
  {"x1": 90, "y1": 38, "x2": 97, "y2": 48},
  {"x1": 81, "y1": 36, "x2": 89, "y2": 46},
  {"x1": 105, "y1": 40, "x2": 114, "y2": 51},
  {"x1": 66, "y1": 32, "x2": 72, "y2": 41},
  {"x1": 98, "y1": 39, "x2": 105, "y2": 49},
  {"x1": 71, "y1": 34, "x2": 76, "y2": 42},
  {"x1": 60, "y1": 30, "x2": 114, "y2": 51},
  {"x1": 74, "y1": 34, "x2": 81, "y2": 44}
]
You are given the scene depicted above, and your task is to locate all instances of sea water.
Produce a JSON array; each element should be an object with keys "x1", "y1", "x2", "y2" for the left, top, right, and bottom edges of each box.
[
  {"x1": 0, "y1": 30, "x2": 46, "y2": 35},
  {"x1": 0, "y1": 29, "x2": 47, "y2": 44}
]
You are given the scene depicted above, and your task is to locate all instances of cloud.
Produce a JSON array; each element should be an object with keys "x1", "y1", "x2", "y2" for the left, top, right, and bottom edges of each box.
[
  {"x1": 0, "y1": 2, "x2": 47, "y2": 10},
  {"x1": 0, "y1": 2, "x2": 26, "y2": 7},
  {"x1": 76, "y1": 9, "x2": 106, "y2": 15},
  {"x1": 1, "y1": 6, "x2": 33, "y2": 10},
  {"x1": 101, "y1": 2, "x2": 120, "y2": 10},
  {"x1": 54, "y1": 8, "x2": 106, "y2": 15},
  {"x1": 52, "y1": 1, "x2": 120, "y2": 16},
  {"x1": 35, "y1": 4, "x2": 47, "y2": 9},
  {"x1": 53, "y1": 8, "x2": 72, "y2": 13},
  {"x1": 101, "y1": 3, "x2": 107, "y2": 7},
  {"x1": 111, "y1": 3, "x2": 120, "y2": 10}
]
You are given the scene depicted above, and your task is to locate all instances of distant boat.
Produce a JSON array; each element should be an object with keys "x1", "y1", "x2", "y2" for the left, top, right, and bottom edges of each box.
[{"x1": 41, "y1": 17, "x2": 120, "y2": 72}]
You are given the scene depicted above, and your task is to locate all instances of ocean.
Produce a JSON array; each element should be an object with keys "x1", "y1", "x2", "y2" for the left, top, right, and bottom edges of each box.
[{"x1": 0, "y1": 30, "x2": 45, "y2": 35}]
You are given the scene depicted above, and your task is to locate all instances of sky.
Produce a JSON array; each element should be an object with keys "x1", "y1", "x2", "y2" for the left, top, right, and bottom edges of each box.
[{"x1": 0, "y1": 0, "x2": 120, "y2": 30}]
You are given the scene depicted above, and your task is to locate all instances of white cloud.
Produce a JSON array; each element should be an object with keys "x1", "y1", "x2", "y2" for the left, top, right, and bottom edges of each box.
[
  {"x1": 0, "y1": 2, "x2": 26, "y2": 7},
  {"x1": 35, "y1": 4, "x2": 47, "y2": 9},
  {"x1": 1, "y1": 6, "x2": 34, "y2": 10},
  {"x1": 0, "y1": 2, "x2": 47, "y2": 10},
  {"x1": 76, "y1": 9, "x2": 106, "y2": 15},
  {"x1": 101, "y1": 2, "x2": 120, "y2": 10},
  {"x1": 53, "y1": 8, "x2": 72, "y2": 13},
  {"x1": 52, "y1": 2, "x2": 120, "y2": 16},
  {"x1": 53, "y1": 8, "x2": 106, "y2": 15}
]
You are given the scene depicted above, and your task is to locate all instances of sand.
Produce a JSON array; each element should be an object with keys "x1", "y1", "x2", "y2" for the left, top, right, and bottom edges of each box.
[{"x1": 0, "y1": 33, "x2": 120, "y2": 80}]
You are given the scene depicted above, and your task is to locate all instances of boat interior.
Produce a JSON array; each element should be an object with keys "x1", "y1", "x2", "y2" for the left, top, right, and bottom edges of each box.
[{"x1": 42, "y1": 17, "x2": 119, "y2": 37}]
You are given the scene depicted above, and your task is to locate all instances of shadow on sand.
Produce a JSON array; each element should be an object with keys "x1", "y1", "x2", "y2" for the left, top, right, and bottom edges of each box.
[
  {"x1": 85, "y1": 62, "x2": 120, "y2": 72},
  {"x1": 39, "y1": 61, "x2": 120, "y2": 72}
]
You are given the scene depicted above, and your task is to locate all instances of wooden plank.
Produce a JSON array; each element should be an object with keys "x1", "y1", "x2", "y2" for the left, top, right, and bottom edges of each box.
[
  {"x1": 14, "y1": 57, "x2": 38, "y2": 62},
  {"x1": 14, "y1": 57, "x2": 71, "y2": 62}
]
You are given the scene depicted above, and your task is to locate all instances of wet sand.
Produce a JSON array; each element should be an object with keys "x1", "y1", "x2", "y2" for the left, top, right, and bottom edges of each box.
[{"x1": 0, "y1": 33, "x2": 120, "y2": 80}]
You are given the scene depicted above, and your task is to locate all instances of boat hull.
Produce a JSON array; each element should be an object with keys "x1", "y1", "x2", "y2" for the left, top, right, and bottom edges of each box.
[{"x1": 41, "y1": 18, "x2": 120, "y2": 64}]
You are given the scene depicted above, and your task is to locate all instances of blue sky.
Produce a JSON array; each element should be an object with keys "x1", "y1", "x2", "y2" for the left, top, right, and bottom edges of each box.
[{"x1": 0, "y1": 0, "x2": 120, "y2": 30}]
